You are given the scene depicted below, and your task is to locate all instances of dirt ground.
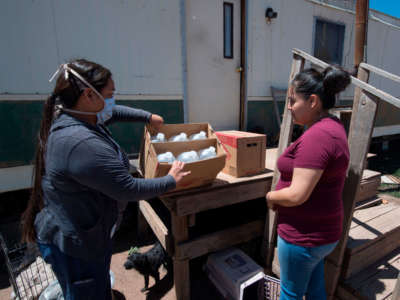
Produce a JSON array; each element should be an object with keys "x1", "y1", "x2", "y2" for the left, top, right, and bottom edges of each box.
[{"x1": 0, "y1": 208, "x2": 225, "y2": 300}]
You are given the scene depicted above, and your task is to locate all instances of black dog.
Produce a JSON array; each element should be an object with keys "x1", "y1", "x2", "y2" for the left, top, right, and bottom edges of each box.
[{"x1": 123, "y1": 242, "x2": 168, "y2": 292}]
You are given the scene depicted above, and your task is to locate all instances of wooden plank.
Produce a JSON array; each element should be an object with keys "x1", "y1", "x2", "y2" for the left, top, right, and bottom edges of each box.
[
  {"x1": 393, "y1": 272, "x2": 400, "y2": 300},
  {"x1": 325, "y1": 66, "x2": 378, "y2": 299},
  {"x1": 350, "y1": 201, "x2": 398, "y2": 230},
  {"x1": 343, "y1": 226, "x2": 400, "y2": 279},
  {"x1": 293, "y1": 49, "x2": 400, "y2": 109},
  {"x1": 356, "y1": 171, "x2": 381, "y2": 203},
  {"x1": 324, "y1": 259, "x2": 342, "y2": 297},
  {"x1": 360, "y1": 62, "x2": 400, "y2": 84},
  {"x1": 352, "y1": 253, "x2": 400, "y2": 299},
  {"x1": 345, "y1": 249, "x2": 400, "y2": 288},
  {"x1": 335, "y1": 284, "x2": 366, "y2": 300},
  {"x1": 160, "y1": 170, "x2": 273, "y2": 210},
  {"x1": 138, "y1": 200, "x2": 172, "y2": 253},
  {"x1": 173, "y1": 178, "x2": 271, "y2": 216},
  {"x1": 347, "y1": 206, "x2": 400, "y2": 251},
  {"x1": 175, "y1": 220, "x2": 264, "y2": 260},
  {"x1": 354, "y1": 197, "x2": 382, "y2": 210},
  {"x1": 263, "y1": 53, "x2": 305, "y2": 270},
  {"x1": 171, "y1": 213, "x2": 190, "y2": 300}
]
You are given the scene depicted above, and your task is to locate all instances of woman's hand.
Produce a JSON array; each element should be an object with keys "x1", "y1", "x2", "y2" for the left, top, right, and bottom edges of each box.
[
  {"x1": 266, "y1": 192, "x2": 276, "y2": 211},
  {"x1": 150, "y1": 114, "x2": 164, "y2": 131},
  {"x1": 168, "y1": 161, "x2": 191, "y2": 184}
]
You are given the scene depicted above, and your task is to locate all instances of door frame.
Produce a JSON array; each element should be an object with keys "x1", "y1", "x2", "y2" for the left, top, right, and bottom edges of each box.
[
  {"x1": 180, "y1": 0, "x2": 248, "y2": 129},
  {"x1": 239, "y1": 0, "x2": 247, "y2": 130}
]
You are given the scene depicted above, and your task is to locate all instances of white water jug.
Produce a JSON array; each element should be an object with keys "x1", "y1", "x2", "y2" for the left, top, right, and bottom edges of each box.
[
  {"x1": 189, "y1": 131, "x2": 207, "y2": 141},
  {"x1": 198, "y1": 146, "x2": 216, "y2": 160},
  {"x1": 177, "y1": 150, "x2": 199, "y2": 163},
  {"x1": 151, "y1": 132, "x2": 166, "y2": 143},
  {"x1": 157, "y1": 151, "x2": 175, "y2": 163},
  {"x1": 169, "y1": 132, "x2": 188, "y2": 142}
]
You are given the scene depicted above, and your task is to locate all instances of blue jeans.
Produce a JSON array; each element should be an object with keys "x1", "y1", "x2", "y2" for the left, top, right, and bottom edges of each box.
[
  {"x1": 37, "y1": 242, "x2": 112, "y2": 300},
  {"x1": 278, "y1": 235, "x2": 338, "y2": 300}
]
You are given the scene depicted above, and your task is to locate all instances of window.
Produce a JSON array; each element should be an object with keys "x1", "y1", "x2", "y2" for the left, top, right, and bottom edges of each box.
[
  {"x1": 223, "y1": 2, "x2": 233, "y2": 58},
  {"x1": 313, "y1": 19, "x2": 345, "y2": 65}
]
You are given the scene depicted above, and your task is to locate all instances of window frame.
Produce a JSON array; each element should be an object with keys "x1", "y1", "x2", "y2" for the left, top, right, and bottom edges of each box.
[
  {"x1": 223, "y1": 2, "x2": 234, "y2": 59},
  {"x1": 312, "y1": 17, "x2": 346, "y2": 65}
]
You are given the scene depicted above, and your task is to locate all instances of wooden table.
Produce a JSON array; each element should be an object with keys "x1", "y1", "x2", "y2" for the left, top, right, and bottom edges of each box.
[{"x1": 137, "y1": 149, "x2": 277, "y2": 299}]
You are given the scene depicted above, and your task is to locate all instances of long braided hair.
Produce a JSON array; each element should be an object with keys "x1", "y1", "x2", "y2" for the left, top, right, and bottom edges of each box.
[{"x1": 21, "y1": 59, "x2": 111, "y2": 243}]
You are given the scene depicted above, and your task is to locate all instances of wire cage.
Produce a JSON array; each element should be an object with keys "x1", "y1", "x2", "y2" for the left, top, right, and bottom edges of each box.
[
  {"x1": 258, "y1": 274, "x2": 280, "y2": 300},
  {"x1": 0, "y1": 232, "x2": 56, "y2": 300}
]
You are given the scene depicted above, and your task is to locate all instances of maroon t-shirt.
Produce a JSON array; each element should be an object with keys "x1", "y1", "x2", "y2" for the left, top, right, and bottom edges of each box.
[{"x1": 276, "y1": 117, "x2": 349, "y2": 246}]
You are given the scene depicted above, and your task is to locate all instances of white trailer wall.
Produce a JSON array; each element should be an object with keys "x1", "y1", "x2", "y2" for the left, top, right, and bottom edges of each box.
[
  {"x1": 367, "y1": 15, "x2": 400, "y2": 97},
  {"x1": 0, "y1": 0, "x2": 182, "y2": 95},
  {"x1": 246, "y1": 0, "x2": 356, "y2": 100},
  {"x1": 247, "y1": 0, "x2": 400, "y2": 100}
]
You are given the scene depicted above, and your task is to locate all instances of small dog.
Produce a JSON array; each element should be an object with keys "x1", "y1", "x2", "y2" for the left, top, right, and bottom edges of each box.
[{"x1": 123, "y1": 242, "x2": 168, "y2": 292}]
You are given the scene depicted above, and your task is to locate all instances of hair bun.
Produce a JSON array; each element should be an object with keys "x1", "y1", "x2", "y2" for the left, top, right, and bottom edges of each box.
[{"x1": 322, "y1": 66, "x2": 351, "y2": 96}]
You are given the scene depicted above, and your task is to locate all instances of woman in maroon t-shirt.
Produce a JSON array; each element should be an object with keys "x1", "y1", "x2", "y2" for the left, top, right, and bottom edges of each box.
[{"x1": 266, "y1": 67, "x2": 351, "y2": 300}]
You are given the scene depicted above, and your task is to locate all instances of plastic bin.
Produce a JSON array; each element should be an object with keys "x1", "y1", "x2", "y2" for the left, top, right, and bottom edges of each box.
[
  {"x1": 258, "y1": 274, "x2": 280, "y2": 300},
  {"x1": 0, "y1": 232, "x2": 56, "y2": 299}
]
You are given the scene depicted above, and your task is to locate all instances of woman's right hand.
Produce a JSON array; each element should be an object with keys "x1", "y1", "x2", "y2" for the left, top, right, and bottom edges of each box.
[{"x1": 168, "y1": 160, "x2": 191, "y2": 184}]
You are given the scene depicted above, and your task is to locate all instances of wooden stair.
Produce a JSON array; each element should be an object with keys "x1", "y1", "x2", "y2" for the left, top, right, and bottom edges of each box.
[
  {"x1": 341, "y1": 198, "x2": 400, "y2": 279},
  {"x1": 337, "y1": 247, "x2": 400, "y2": 300},
  {"x1": 336, "y1": 196, "x2": 400, "y2": 300}
]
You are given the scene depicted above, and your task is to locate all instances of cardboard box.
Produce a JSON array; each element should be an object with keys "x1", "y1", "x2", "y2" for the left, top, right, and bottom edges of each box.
[
  {"x1": 140, "y1": 123, "x2": 226, "y2": 191},
  {"x1": 140, "y1": 123, "x2": 217, "y2": 176},
  {"x1": 215, "y1": 131, "x2": 266, "y2": 177}
]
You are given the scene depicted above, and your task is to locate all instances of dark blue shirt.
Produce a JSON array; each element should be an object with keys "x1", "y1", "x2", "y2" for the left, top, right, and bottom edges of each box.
[{"x1": 34, "y1": 105, "x2": 175, "y2": 261}]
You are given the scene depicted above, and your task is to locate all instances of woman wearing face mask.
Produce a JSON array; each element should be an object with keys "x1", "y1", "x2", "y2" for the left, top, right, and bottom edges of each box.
[
  {"x1": 266, "y1": 67, "x2": 351, "y2": 300},
  {"x1": 21, "y1": 59, "x2": 190, "y2": 300}
]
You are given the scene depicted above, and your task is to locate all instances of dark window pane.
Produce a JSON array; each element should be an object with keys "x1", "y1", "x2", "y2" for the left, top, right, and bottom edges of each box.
[
  {"x1": 314, "y1": 19, "x2": 345, "y2": 65},
  {"x1": 224, "y1": 3, "x2": 233, "y2": 59}
]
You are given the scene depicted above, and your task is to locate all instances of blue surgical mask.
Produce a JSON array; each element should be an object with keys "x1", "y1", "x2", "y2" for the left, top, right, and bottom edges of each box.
[
  {"x1": 97, "y1": 97, "x2": 115, "y2": 124},
  {"x1": 49, "y1": 64, "x2": 116, "y2": 124}
]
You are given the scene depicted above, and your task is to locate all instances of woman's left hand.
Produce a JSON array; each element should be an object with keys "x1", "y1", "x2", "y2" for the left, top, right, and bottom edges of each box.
[
  {"x1": 266, "y1": 192, "x2": 276, "y2": 211},
  {"x1": 150, "y1": 114, "x2": 164, "y2": 130}
]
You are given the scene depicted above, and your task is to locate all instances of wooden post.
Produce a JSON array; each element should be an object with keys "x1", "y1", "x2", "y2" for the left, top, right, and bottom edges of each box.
[
  {"x1": 325, "y1": 66, "x2": 380, "y2": 300},
  {"x1": 262, "y1": 53, "x2": 305, "y2": 270},
  {"x1": 171, "y1": 212, "x2": 190, "y2": 300},
  {"x1": 354, "y1": 0, "x2": 369, "y2": 69}
]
